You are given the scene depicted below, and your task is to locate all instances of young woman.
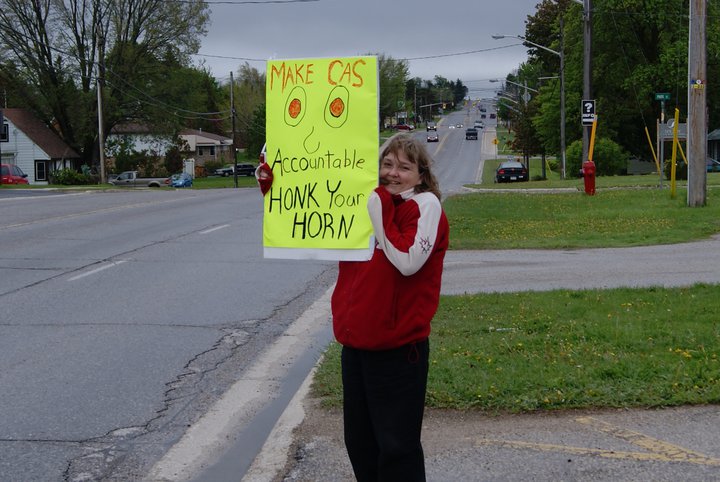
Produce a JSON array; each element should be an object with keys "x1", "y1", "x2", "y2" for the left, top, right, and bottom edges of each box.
[{"x1": 258, "y1": 133, "x2": 448, "y2": 481}]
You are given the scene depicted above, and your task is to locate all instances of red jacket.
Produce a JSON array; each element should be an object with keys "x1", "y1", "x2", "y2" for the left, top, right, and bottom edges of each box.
[{"x1": 332, "y1": 186, "x2": 449, "y2": 350}]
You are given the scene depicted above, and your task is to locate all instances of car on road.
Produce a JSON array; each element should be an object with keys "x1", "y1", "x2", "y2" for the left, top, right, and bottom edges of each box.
[
  {"x1": 465, "y1": 128, "x2": 478, "y2": 140},
  {"x1": 455, "y1": 123, "x2": 463, "y2": 128},
  {"x1": 427, "y1": 122, "x2": 437, "y2": 131},
  {"x1": 427, "y1": 132, "x2": 439, "y2": 142},
  {"x1": 495, "y1": 160, "x2": 529, "y2": 183},
  {"x1": 490, "y1": 113, "x2": 497, "y2": 119},
  {"x1": 170, "y1": 172, "x2": 193, "y2": 188},
  {"x1": 1, "y1": 163, "x2": 29, "y2": 184},
  {"x1": 707, "y1": 158, "x2": 720, "y2": 172},
  {"x1": 474, "y1": 121, "x2": 484, "y2": 129}
]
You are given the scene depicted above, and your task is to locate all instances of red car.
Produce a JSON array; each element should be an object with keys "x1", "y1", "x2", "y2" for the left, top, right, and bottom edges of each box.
[
  {"x1": 1, "y1": 163, "x2": 29, "y2": 184},
  {"x1": 393, "y1": 124, "x2": 414, "y2": 131}
]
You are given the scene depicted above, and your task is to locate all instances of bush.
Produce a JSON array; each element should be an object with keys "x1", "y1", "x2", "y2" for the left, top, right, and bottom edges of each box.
[
  {"x1": 566, "y1": 138, "x2": 628, "y2": 176},
  {"x1": 50, "y1": 168, "x2": 93, "y2": 185},
  {"x1": 663, "y1": 159, "x2": 688, "y2": 180}
]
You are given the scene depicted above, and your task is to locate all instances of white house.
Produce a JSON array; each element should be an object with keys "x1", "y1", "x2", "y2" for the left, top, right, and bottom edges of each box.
[
  {"x1": 107, "y1": 124, "x2": 234, "y2": 168},
  {"x1": 1, "y1": 108, "x2": 81, "y2": 185}
]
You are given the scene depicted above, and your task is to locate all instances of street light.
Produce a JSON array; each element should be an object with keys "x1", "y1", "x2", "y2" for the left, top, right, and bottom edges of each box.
[
  {"x1": 489, "y1": 79, "x2": 539, "y2": 103},
  {"x1": 492, "y1": 34, "x2": 566, "y2": 179}
]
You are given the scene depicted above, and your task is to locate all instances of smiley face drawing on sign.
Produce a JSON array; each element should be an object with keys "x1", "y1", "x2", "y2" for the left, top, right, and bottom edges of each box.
[{"x1": 283, "y1": 83, "x2": 350, "y2": 154}]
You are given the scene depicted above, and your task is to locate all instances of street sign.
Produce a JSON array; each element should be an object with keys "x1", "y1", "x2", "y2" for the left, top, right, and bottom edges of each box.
[
  {"x1": 655, "y1": 92, "x2": 671, "y2": 101},
  {"x1": 581, "y1": 99, "x2": 596, "y2": 126}
]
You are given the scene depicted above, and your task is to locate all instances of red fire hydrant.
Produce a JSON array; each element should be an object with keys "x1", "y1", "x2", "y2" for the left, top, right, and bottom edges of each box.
[{"x1": 582, "y1": 159, "x2": 596, "y2": 195}]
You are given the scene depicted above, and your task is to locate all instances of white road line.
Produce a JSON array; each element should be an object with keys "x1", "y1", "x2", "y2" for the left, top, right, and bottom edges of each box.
[
  {"x1": 200, "y1": 224, "x2": 230, "y2": 234},
  {"x1": 68, "y1": 260, "x2": 128, "y2": 281}
]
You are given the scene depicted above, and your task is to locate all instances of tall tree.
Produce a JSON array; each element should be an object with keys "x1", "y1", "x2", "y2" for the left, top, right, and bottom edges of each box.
[
  {"x1": 227, "y1": 62, "x2": 266, "y2": 149},
  {"x1": 0, "y1": 0, "x2": 210, "y2": 165},
  {"x1": 376, "y1": 53, "x2": 409, "y2": 128},
  {"x1": 527, "y1": 0, "x2": 720, "y2": 164}
]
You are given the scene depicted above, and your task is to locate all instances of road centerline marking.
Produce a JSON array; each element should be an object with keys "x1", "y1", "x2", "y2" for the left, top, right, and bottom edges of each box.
[
  {"x1": 68, "y1": 260, "x2": 128, "y2": 281},
  {"x1": 200, "y1": 224, "x2": 230, "y2": 234}
]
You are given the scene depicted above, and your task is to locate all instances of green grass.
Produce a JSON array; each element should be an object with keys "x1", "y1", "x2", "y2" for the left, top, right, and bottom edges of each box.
[
  {"x1": 310, "y1": 186, "x2": 720, "y2": 413},
  {"x1": 444, "y1": 188, "x2": 720, "y2": 249},
  {"x1": 313, "y1": 285, "x2": 720, "y2": 412},
  {"x1": 190, "y1": 175, "x2": 257, "y2": 189}
]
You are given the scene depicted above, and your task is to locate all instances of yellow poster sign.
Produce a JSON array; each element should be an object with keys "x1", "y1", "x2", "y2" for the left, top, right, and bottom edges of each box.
[{"x1": 264, "y1": 56, "x2": 378, "y2": 260}]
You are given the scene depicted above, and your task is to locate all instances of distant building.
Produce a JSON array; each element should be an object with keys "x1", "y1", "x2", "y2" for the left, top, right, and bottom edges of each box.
[
  {"x1": 1, "y1": 108, "x2": 81, "y2": 185},
  {"x1": 107, "y1": 125, "x2": 234, "y2": 169}
]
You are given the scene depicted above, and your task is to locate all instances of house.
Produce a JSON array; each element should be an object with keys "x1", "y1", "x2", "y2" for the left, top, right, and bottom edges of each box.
[
  {"x1": 179, "y1": 129, "x2": 234, "y2": 165},
  {"x1": 107, "y1": 125, "x2": 234, "y2": 169},
  {"x1": 708, "y1": 129, "x2": 720, "y2": 161},
  {"x1": 0, "y1": 108, "x2": 81, "y2": 185}
]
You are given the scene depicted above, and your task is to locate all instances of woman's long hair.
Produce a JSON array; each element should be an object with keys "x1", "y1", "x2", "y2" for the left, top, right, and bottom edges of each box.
[{"x1": 380, "y1": 133, "x2": 442, "y2": 200}]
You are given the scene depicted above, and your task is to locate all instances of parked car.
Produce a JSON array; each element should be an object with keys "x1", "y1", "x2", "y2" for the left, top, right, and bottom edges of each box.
[
  {"x1": 170, "y1": 172, "x2": 193, "y2": 188},
  {"x1": 426, "y1": 122, "x2": 437, "y2": 131},
  {"x1": 1, "y1": 163, "x2": 29, "y2": 184},
  {"x1": 495, "y1": 161, "x2": 529, "y2": 183},
  {"x1": 465, "y1": 128, "x2": 478, "y2": 140},
  {"x1": 235, "y1": 163, "x2": 256, "y2": 176},
  {"x1": 108, "y1": 171, "x2": 170, "y2": 187},
  {"x1": 214, "y1": 163, "x2": 256, "y2": 177},
  {"x1": 394, "y1": 124, "x2": 414, "y2": 131},
  {"x1": 214, "y1": 166, "x2": 234, "y2": 176},
  {"x1": 427, "y1": 132, "x2": 439, "y2": 142},
  {"x1": 707, "y1": 158, "x2": 720, "y2": 172}
]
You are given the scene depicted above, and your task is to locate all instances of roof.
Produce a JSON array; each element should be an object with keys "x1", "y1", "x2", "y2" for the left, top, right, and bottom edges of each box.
[
  {"x1": 180, "y1": 128, "x2": 233, "y2": 145},
  {"x1": 2, "y1": 108, "x2": 80, "y2": 159},
  {"x1": 708, "y1": 129, "x2": 720, "y2": 141}
]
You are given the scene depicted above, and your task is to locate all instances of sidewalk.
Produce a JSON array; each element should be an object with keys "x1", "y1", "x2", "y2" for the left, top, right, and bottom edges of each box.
[{"x1": 245, "y1": 238, "x2": 720, "y2": 482}]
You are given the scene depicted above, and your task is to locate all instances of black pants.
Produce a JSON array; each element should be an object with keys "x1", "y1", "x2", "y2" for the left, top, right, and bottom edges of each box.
[{"x1": 341, "y1": 339, "x2": 429, "y2": 482}]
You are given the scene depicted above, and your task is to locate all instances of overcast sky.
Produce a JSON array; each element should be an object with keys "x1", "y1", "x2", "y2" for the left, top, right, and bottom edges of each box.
[{"x1": 194, "y1": 0, "x2": 541, "y2": 98}]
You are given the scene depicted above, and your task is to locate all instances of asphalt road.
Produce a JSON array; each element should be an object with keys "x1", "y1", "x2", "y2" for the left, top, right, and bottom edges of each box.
[{"x1": 0, "y1": 188, "x2": 336, "y2": 481}]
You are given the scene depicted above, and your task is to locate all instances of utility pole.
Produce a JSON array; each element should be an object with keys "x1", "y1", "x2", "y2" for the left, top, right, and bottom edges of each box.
[
  {"x1": 0, "y1": 109, "x2": 4, "y2": 185},
  {"x1": 96, "y1": 29, "x2": 106, "y2": 184},
  {"x1": 687, "y1": 0, "x2": 707, "y2": 207},
  {"x1": 581, "y1": 0, "x2": 592, "y2": 165},
  {"x1": 560, "y1": 18, "x2": 567, "y2": 179},
  {"x1": 230, "y1": 71, "x2": 238, "y2": 188}
]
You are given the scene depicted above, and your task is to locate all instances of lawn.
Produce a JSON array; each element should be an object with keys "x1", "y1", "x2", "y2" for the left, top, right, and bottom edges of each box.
[{"x1": 311, "y1": 187, "x2": 720, "y2": 413}]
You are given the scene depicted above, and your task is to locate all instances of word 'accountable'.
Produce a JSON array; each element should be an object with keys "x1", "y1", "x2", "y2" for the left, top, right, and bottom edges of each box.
[{"x1": 270, "y1": 148, "x2": 366, "y2": 176}]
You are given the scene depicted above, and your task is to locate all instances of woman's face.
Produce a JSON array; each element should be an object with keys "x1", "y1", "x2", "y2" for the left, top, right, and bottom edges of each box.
[{"x1": 380, "y1": 150, "x2": 421, "y2": 195}]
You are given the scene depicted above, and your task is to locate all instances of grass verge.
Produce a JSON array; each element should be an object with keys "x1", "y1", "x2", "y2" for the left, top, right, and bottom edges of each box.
[
  {"x1": 311, "y1": 187, "x2": 720, "y2": 412},
  {"x1": 313, "y1": 284, "x2": 720, "y2": 412}
]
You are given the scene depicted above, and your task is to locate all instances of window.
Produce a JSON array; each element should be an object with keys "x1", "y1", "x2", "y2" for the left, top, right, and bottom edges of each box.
[
  {"x1": 1, "y1": 123, "x2": 7, "y2": 142},
  {"x1": 35, "y1": 160, "x2": 48, "y2": 181}
]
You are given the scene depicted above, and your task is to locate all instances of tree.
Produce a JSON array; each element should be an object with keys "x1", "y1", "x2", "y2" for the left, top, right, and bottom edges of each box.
[
  {"x1": 526, "y1": 0, "x2": 720, "y2": 165},
  {"x1": 225, "y1": 63, "x2": 266, "y2": 149},
  {"x1": 0, "y1": 0, "x2": 210, "y2": 166},
  {"x1": 245, "y1": 102, "x2": 266, "y2": 160},
  {"x1": 376, "y1": 53, "x2": 408, "y2": 128}
]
